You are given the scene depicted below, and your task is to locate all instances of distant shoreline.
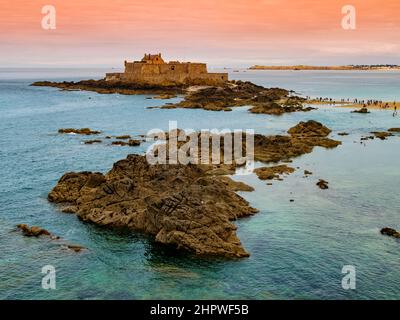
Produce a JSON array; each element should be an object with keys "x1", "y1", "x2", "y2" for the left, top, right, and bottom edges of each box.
[
  {"x1": 307, "y1": 99, "x2": 399, "y2": 111},
  {"x1": 249, "y1": 65, "x2": 400, "y2": 71}
]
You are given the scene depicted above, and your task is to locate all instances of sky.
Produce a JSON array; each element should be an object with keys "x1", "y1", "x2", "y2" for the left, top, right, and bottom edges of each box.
[{"x1": 0, "y1": 0, "x2": 399, "y2": 67}]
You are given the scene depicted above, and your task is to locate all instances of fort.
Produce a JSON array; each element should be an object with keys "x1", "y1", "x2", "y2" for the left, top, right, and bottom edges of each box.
[{"x1": 105, "y1": 53, "x2": 228, "y2": 86}]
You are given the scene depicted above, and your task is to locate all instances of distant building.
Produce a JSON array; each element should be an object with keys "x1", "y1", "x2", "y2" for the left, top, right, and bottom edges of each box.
[{"x1": 105, "y1": 53, "x2": 228, "y2": 86}]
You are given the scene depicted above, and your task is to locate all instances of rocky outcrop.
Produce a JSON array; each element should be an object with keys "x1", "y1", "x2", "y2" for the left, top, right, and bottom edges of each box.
[
  {"x1": 115, "y1": 135, "x2": 132, "y2": 140},
  {"x1": 253, "y1": 121, "x2": 341, "y2": 163},
  {"x1": 372, "y1": 131, "x2": 394, "y2": 140},
  {"x1": 112, "y1": 139, "x2": 142, "y2": 147},
  {"x1": 32, "y1": 80, "x2": 184, "y2": 95},
  {"x1": 388, "y1": 128, "x2": 400, "y2": 132},
  {"x1": 33, "y1": 79, "x2": 312, "y2": 116},
  {"x1": 288, "y1": 120, "x2": 332, "y2": 137},
  {"x1": 254, "y1": 165, "x2": 295, "y2": 180},
  {"x1": 16, "y1": 224, "x2": 86, "y2": 252},
  {"x1": 17, "y1": 224, "x2": 52, "y2": 237},
  {"x1": 58, "y1": 128, "x2": 101, "y2": 135},
  {"x1": 48, "y1": 155, "x2": 258, "y2": 258},
  {"x1": 66, "y1": 244, "x2": 86, "y2": 252},
  {"x1": 154, "y1": 94, "x2": 177, "y2": 99},
  {"x1": 316, "y1": 179, "x2": 329, "y2": 190},
  {"x1": 153, "y1": 121, "x2": 341, "y2": 165},
  {"x1": 84, "y1": 140, "x2": 102, "y2": 145},
  {"x1": 159, "y1": 81, "x2": 311, "y2": 114},
  {"x1": 352, "y1": 107, "x2": 370, "y2": 114},
  {"x1": 49, "y1": 121, "x2": 340, "y2": 258},
  {"x1": 381, "y1": 227, "x2": 400, "y2": 239}
]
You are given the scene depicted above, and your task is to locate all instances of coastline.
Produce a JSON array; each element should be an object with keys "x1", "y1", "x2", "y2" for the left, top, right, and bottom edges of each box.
[{"x1": 249, "y1": 65, "x2": 400, "y2": 71}]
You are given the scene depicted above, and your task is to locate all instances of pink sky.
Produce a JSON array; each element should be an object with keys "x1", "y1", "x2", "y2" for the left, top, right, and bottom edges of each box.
[{"x1": 0, "y1": 0, "x2": 399, "y2": 67}]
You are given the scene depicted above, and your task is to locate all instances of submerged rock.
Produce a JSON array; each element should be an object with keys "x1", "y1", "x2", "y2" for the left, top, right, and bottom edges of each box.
[
  {"x1": 115, "y1": 135, "x2": 132, "y2": 140},
  {"x1": 381, "y1": 227, "x2": 400, "y2": 239},
  {"x1": 84, "y1": 140, "x2": 102, "y2": 145},
  {"x1": 111, "y1": 139, "x2": 142, "y2": 147},
  {"x1": 58, "y1": 128, "x2": 101, "y2": 135},
  {"x1": 17, "y1": 224, "x2": 52, "y2": 237},
  {"x1": 66, "y1": 244, "x2": 86, "y2": 252},
  {"x1": 16, "y1": 225, "x2": 86, "y2": 252},
  {"x1": 371, "y1": 131, "x2": 394, "y2": 140},
  {"x1": 128, "y1": 139, "x2": 141, "y2": 146}
]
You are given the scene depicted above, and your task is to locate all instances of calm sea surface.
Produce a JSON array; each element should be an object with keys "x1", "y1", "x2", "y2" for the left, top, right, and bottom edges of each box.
[{"x1": 0, "y1": 68, "x2": 399, "y2": 299}]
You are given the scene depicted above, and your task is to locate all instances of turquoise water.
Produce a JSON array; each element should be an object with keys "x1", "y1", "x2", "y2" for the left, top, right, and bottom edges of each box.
[{"x1": 0, "y1": 69, "x2": 399, "y2": 300}]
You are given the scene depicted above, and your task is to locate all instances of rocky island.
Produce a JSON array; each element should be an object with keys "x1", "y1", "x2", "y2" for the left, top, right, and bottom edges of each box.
[
  {"x1": 48, "y1": 121, "x2": 341, "y2": 258},
  {"x1": 32, "y1": 53, "x2": 311, "y2": 115}
]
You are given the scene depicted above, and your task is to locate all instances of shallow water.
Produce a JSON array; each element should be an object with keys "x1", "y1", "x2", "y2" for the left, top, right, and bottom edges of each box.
[{"x1": 0, "y1": 69, "x2": 399, "y2": 299}]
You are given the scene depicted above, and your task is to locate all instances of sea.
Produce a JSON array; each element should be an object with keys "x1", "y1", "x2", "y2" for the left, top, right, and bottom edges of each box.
[{"x1": 0, "y1": 68, "x2": 399, "y2": 299}]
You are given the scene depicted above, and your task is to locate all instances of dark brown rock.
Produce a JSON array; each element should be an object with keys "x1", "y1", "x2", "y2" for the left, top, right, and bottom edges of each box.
[
  {"x1": 160, "y1": 81, "x2": 310, "y2": 115},
  {"x1": 84, "y1": 140, "x2": 102, "y2": 144},
  {"x1": 17, "y1": 224, "x2": 51, "y2": 237},
  {"x1": 58, "y1": 128, "x2": 101, "y2": 135},
  {"x1": 48, "y1": 155, "x2": 257, "y2": 258},
  {"x1": 287, "y1": 120, "x2": 332, "y2": 137},
  {"x1": 381, "y1": 227, "x2": 400, "y2": 238},
  {"x1": 67, "y1": 245, "x2": 86, "y2": 252},
  {"x1": 254, "y1": 165, "x2": 295, "y2": 181},
  {"x1": 128, "y1": 139, "x2": 141, "y2": 146},
  {"x1": 112, "y1": 140, "x2": 141, "y2": 147},
  {"x1": 48, "y1": 121, "x2": 340, "y2": 258},
  {"x1": 316, "y1": 179, "x2": 329, "y2": 190},
  {"x1": 116, "y1": 135, "x2": 131, "y2": 140},
  {"x1": 352, "y1": 107, "x2": 370, "y2": 114},
  {"x1": 371, "y1": 131, "x2": 393, "y2": 140}
]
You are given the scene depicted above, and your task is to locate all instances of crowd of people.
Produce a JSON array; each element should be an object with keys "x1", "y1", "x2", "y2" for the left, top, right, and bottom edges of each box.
[{"x1": 308, "y1": 96, "x2": 398, "y2": 116}]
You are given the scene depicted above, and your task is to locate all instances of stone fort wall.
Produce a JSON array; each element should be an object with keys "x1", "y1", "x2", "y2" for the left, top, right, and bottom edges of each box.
[{"x1": 105, "y1": 59, "x2": 228, "y2": 86}]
